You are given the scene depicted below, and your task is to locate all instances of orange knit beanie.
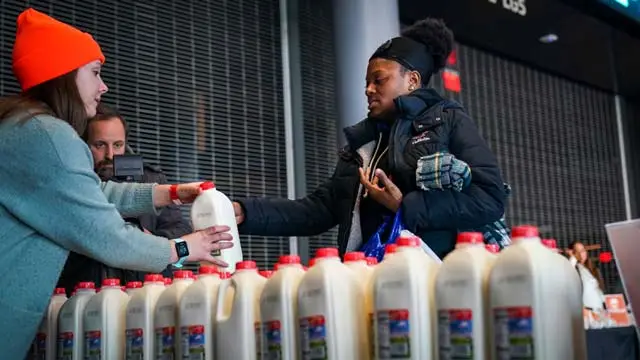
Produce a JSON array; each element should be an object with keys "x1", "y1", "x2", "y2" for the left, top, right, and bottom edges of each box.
[{"x1": 12, "y1": 8, "x2": 105, "y2": 91}]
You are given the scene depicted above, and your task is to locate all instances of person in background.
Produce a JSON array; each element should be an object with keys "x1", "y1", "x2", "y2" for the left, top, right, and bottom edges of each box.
[
  {"x1": 567, "y1": 240, "x2": 606, "y2": 310},
  {"x1": 0, "y1": 8, "x2": 232, "y2": 355},
  {"x1": 87, "y1": 104, "x2": 193, "y2": 239},
  {"x1": 57, "y1": 104, "x2": 192, "y2": 293},
  {"x1": 234, "y1": 18, "x2": 507, "y2": 258}
]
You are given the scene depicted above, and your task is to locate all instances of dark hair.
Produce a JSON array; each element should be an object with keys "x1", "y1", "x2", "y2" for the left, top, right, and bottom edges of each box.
[
  {"x1": 0, "y1": 70, "x2": 88, "y2": 134},
  {"x1": 401, "y1": 18, "x2": 454, "y2": 76},
  {"x1": 569, "y1": 240, "x2": 605, "y2": 290},
  {"x1": 84, "y1": 103, "x2": 128, "y2": 141}
]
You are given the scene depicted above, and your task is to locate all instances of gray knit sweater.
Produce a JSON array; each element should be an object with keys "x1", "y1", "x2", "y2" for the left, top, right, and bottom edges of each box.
[{"x1": 0, "y1": 114, "x2": 172, "y2": 358}]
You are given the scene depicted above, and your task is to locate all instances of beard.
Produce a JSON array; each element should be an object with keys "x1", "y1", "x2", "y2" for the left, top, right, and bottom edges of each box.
[{"x1": 95, "y1": 159, "x2": 114, "y2": 181}]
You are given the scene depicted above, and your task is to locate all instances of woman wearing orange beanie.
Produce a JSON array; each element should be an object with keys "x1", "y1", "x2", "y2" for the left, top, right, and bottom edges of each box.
[{"x1": 0, "y1": 9, "x2": 233, "y2": 357}]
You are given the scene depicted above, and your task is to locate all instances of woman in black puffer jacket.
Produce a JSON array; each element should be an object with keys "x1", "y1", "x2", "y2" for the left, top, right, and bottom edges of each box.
[{"x1": 235, "y1": 18, "x2": 508, "y2": 259}]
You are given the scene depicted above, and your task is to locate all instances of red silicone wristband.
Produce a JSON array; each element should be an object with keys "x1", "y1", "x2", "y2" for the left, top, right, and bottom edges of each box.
[{"x1": 169, "y1": 184, "x2": 180, "y2": 201}]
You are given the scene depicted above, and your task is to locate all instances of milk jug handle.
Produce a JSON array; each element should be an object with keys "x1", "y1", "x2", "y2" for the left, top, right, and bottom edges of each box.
[{"x1": 215, "y1": 278, "x2": 234, "y2": 321}]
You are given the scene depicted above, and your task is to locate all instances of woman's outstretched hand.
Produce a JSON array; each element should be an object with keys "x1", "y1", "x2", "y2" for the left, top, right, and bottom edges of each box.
[{"x1": 176, "y1": 225, "x2": 234, "y2": 267}]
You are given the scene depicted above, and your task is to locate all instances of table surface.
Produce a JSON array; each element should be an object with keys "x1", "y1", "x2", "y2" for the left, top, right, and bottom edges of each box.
[{"x1": 587, "y1": 326, "x2": 639, "y2": 360}]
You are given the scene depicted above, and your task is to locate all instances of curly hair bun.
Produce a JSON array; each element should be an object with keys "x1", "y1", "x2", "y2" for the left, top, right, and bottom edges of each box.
[{"x1": 402, "y1": 18, "x2": 454, "y2": 72}]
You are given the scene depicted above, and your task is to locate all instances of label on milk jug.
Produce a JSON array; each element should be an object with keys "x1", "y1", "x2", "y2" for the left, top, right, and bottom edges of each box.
[
  {"x1": 438, "y1": 309, "x2": 474, "y2": 360},
  {"x1": 181, "y1": 325, "x2": 205, "y2": 359},
  {"x1": 377, "y1": 309, "x2": 411, "y2": 358},
  {"x1": 84, "y1": 330, "x2": 101, "y2": 360},
  {"x1": 57, "y1": 331, "x2": 74, "y2": 360},
  {"x1": 368, "y1": 312, "x2": 375, "y2": 359},
  {"x1": 494, "y1": 307, "x2": 534, "y2": 360},
  {"x1": 255, "y1": 321, "x2": 264, "y2": 359},
  {"x1": 299, "y1": 315, "x2": 327, "y2": 360},
  {"x1": 126, "y1": 328, "x2": 144, "y2": 360},
  {"x1": 155, "y1": 326, "x2": 176, "y2": 359},
  {"x1": 33, "y1": 332, "x2": 46, "y2": 360},
  {"x1": 263, "y1": 320, "x2": 282, "y2": 358}
]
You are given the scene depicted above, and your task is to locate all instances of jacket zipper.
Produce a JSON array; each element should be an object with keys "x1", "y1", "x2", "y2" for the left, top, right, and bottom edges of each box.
[{"x1": 340, "y1": 134, "x2": 383, "y2": 251}]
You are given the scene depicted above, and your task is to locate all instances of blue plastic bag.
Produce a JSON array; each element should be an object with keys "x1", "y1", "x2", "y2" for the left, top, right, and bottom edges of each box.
[{"x1": 359, "y1": 209, "x2": 405, "y2": 262}]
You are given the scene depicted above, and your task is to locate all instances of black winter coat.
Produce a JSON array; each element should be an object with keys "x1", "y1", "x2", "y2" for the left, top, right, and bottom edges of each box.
[
  {"x1": 238, "y1": 89, "x2": 507, "y2": 258},
  {"x1": 57, "y1": 164, "x2": 191, "y2": 294}
]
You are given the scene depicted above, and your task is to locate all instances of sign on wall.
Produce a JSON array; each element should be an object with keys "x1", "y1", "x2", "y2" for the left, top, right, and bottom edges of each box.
[{"x1": 488, "y1": 0, "x2": 527, "y2": 16}]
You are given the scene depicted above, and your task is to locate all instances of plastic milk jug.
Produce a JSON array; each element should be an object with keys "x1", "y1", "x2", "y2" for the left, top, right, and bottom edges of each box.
[
  {"x1": 124, "y1": 274, "x2": 165, "y2": 360},
  {"x1": 542, "y1": 238, "x2": 560, "y2": 253},
  {"x1": 344, "y1": 251, "x2": 376, "y2": 360},
  {"x1": 297, "y1": 248, "x2": 369, "y2": 360},
  {"x1": 436, "y1": 232, "x2": 496, "y2": 360},
  {"x1": 215, "y1": 260, "x2": 267, "y2": 360},
  {"x1": 260, "y1": 270, "x2": 275, "y2": 279},
  {"x1": 372, "y1": 236, "x2": 440, "y2": 359},
  {"x1": 83, "y1": 278, "x2": 130, "y2": 359},
  {"x1": 57, "y1": 282, "x2": 96, "y2": 360},
  {"x1": 383, "y1": 243, "x2": 398, "y2": 261},
  {"x1": 178, "y1": 265, "x2": 222, "y2": 360},
  {"x1": 32, "y1": 287, "x2": 67, "y2": 360},
  {"x1": 190, "y1": 181, "x2": 243, "y2": 273},
  {"x1": 485, "y1": 244, "x2": 500, "y2": 255},
  {"x1": 154, "y1": 270, "x2": 194, "y2": 359},
  {"x1": 489, "y1": 225, "x2": 587, "y2": 360},
  {"x1": 260, "y1": 255, "x2": 306, "y2": 360},
  {"x1": 126, "y1": 281, "x2": 143, "y2": 296}
]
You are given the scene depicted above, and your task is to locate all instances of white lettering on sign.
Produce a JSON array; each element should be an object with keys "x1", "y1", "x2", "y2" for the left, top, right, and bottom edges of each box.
[{"x1": 488, "y1": 0, "x2": 527, "y2": 16}]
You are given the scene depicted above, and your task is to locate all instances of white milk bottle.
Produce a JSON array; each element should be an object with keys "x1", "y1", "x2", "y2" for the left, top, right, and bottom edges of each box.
[
  {"x1": 436, "y1": 232, "x2": 495, "y2": 360},
  {"x1": 154, "y1": 270, "x2": 194, "y2": 359},
  {"x1": 383, "y1": 243, "x2": 398, "y2": 261},
  {"x1": 125, "y1": 273, "x2": 165, "y2": 360},
  {"x1": 260, "y1": 255, "x2": 306, "y2": 360},
  {"x1": 179, "y1": 265, "x2": 222, "y2": 360},
  {"x1": 344, "y1": 251, "x2": 376, "y2": 360},
  {"x1": 297, "y1": 248, "x2": 369, "y2": 360},
  {"x1": 32, "y1": 287, "x2": 67, "y2": 360},
  {"x1": 83, "y1": 278, "x2": 130, "y2": 359},
  {"x1": 259, "y1": 270, "x2": 275, "y2": 279},
  {"x1": 58, "y1": 282, "x2": 96, "y2": 360},
  {"x1": 489, "y1": 225, "x2": 586, "y2": 360},
  {"x1": 215, "y1": 261, "x2": 267, "y2": 360},
  {"x1": 372, "y1": 236, "x2": 440, "y2": 360},
  {"x1": 190, "y1": 181, "x2": 243, "y2": 273},
  {"x1": 126, "y1": 281, "x2": 143, "y2": 296},
  {"x1": 485, "y1": 243, "x2": 501, "y2": 256},
  {"x1": 542, "y1": 238, "x2": 560, "y2": 253}
]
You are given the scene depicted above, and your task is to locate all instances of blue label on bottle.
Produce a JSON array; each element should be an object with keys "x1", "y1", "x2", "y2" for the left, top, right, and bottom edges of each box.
[
  {"x1": 299, "y1": 315, "x2": 327, "y2": 360},
  {"x1": 378, "y1": 309, "x2": 411, "y2": 358},
  {"x1": 264, "y1": 320, "x2": 282, "y2": 359},
  {"x1": 438, "y1": 309, "x2": 474, "y2": 360},
  {"x1": 494, "y1": 307, "x2": 534, "y2": 360}
]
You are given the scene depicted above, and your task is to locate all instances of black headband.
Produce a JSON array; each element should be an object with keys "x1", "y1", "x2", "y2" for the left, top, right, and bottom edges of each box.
[{"x1": 370, "y1": 37, "x2": 435, "y2": 83}]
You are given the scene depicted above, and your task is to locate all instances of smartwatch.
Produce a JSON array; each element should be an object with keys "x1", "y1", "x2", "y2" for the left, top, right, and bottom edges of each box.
[{"x1": 172, "y1": 238, "x2": 189, "y2": 268}]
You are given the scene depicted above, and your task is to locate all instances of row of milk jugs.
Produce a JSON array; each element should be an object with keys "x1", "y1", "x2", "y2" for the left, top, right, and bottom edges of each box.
[{"x1": 36, "y1": 224, "x2": 585, "y2": 360}]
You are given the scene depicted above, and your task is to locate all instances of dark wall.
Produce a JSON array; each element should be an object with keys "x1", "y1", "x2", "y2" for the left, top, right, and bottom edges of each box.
[
  {"x1": 622, "y1": 99, "x2": 640, "y2": 220},
  {"x1": 0, "y1": 0, "x2": 288, "y2": 269},
  {"x1": 431, "y1": 44, "x2": 627, "y2": 293},
  {"x1": 298, "y1": 0, "x2": 339, "y2": 259}
]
